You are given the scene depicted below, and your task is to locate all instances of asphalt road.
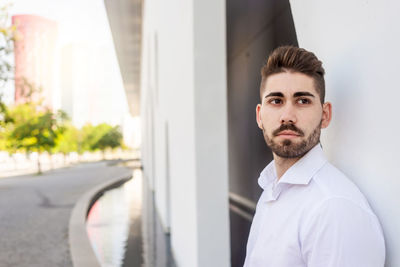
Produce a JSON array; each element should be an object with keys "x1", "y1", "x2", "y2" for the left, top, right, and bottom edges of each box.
[{"x1": 0, "y1": 160, "x2": 132, "y2": 267}]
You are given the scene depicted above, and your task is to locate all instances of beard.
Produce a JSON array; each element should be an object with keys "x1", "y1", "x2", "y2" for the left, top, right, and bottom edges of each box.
[{"x1": 262, "y1": 121, "x2": 321, "y2": 158}]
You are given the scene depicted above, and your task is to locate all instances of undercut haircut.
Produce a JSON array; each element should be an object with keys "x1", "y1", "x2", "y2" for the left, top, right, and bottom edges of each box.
[{"x1": 260, "y1": 46, "x2": 326, "y2": 103}]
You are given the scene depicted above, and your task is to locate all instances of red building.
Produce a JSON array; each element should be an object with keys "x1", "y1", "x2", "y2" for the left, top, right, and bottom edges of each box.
[{"x1": 12, "y1": 15, "x2": 58, "y2": 109}]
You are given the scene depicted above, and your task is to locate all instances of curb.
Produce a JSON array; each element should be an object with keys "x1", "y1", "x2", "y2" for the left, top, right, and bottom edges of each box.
[{"x1": 68, "y1": 173, "x2": 133, "y2": 267}]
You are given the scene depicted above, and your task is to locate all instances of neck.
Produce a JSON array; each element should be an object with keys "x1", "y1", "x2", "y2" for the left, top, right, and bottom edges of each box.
[{"x1": 273, "y1": 155, "x2": 301, "y2": 180}]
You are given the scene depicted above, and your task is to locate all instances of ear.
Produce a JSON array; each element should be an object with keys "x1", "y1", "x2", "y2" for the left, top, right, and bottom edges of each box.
[
  {"x1": 256, "y1": 104, "x2": 263, "y2": 130},
  {"x1": 321, "y1": 102, "x2": 332, "y2": 129}
]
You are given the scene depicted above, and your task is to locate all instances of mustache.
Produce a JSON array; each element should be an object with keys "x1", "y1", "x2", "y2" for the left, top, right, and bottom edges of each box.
[{"x1": 272, "y1": 124, "x2": 304, "y2": 136}]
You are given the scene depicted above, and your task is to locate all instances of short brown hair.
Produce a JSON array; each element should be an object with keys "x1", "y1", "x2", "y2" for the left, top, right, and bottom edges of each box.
[{"x1": 260, "y1": 46, "x2": 325, "y2": 103}]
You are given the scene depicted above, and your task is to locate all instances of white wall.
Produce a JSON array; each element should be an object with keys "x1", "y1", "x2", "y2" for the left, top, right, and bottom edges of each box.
[
  {"x1": 141, "y1": 0, "x2": 230, "y2": 266},
  {"x1": 290, "y1": 1, "x2": 400, "y2": 266}
]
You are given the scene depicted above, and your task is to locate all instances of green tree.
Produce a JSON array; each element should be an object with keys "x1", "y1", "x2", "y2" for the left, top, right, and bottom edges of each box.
[
  {"x1": 93, "y1": 126, "x2": 123, "y2": 151},
  {"x1": 76, "y1": 123, "x2": 123, "y2": 158},
  {"x1": 0, "y1": 3, "x2": 16, "y2": 88},
  {"x1": 78, "y1": 124, "x2": 99, "y2": 153},
  {"x1": 0, "y1": 3, "x2": 16, "y2": 127},
  {"x1": 54, "y1": 123, "x2": 79, "y2": 162},
  {"x1": 0, "y1": 94, "x2": 12, "y2": 129},
  {"x1": 79, "y1": 123, "x2": 109, "y2": 152},
  {"x1": 7, "y1": 103, "x2": 68, "y2": 173},
  {"x1": 0, "y1": 120, "x2": 8, "y2": 150}
]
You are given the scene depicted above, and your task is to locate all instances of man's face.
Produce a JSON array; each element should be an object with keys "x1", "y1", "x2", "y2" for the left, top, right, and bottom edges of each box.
[{"x1": 256, "y1": 71, "x2": 332, "y2": 158}]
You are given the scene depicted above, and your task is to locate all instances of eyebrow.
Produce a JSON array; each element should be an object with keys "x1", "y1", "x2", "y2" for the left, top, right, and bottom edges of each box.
[
  {"x1": 293, "y1": 91, "x2": 315, "y2": 98},
  {"x1": 264, "y1": 91, "x2": 315, "y2": 98},
  {"x1": 264, "y1": 92, "x2": 284, "y2": 98}
]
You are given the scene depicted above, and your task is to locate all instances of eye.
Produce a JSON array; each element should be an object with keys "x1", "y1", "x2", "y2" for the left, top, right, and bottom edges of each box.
[
  {"x1": 268, "y1": 98, "x2": 283, "y2": 105},
  {"x1": 297, "y1": 98, "x2": 311, "y2": 104}
]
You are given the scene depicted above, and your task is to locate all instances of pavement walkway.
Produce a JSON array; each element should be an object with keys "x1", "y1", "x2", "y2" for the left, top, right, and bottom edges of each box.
[{"x1": 0, "y1": 160, "x2": 131, "y2": 267}]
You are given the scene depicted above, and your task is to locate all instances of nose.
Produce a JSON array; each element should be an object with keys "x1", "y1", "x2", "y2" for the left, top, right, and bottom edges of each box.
[{"x1": 279, "y1": 103, "x2": 297, "y2": 124}]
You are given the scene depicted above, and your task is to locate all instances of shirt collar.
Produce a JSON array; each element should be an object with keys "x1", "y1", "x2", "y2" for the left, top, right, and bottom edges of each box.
[{"x1": 258, "y1": 144, "x2": 327, "y2": 191}]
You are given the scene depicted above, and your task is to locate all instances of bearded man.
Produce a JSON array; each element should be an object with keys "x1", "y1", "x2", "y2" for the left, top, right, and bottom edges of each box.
[{"x1": 243, "y1": 46, "x2": 385, "y2": 267}]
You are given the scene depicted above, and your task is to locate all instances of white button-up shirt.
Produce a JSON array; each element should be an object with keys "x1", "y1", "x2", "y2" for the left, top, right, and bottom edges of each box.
[{"x1": 244, "y1": 144, "x2": 385, "y2": 267}]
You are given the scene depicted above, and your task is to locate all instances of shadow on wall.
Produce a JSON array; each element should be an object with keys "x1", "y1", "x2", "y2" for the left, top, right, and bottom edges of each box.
[{"x1": 226, "y1": 0, "x2": 298, "y2": 266}]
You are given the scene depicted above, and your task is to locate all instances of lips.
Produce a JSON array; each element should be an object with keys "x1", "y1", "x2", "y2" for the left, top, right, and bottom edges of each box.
[
  {"x1": 277, "y1": 130, "x2": 300, "y2": 136},
  {"x1": 272, "y1": 124, "x2": 304, "y2": 137}
]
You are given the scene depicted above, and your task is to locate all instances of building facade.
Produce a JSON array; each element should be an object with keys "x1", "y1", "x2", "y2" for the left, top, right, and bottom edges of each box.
[
  {"x1": 139, "y1": 0, "x2": 231, "y2": 266},
  {"x1": 109, "y1": 0, "x2": 400, "y2": 266},
  {"x1": 13, "y1": 14, "x2": 58, "y2": 109}
]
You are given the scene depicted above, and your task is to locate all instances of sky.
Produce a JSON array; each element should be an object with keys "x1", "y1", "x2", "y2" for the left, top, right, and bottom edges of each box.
[
  {"x1": 9, "y1": 0, "x2": 111, "y2": 45},
  {"x1": 5, "y1": 0, "x2": 130, "y2": 128}
]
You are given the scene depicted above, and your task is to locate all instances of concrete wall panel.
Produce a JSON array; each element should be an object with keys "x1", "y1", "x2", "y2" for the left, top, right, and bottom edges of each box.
[
  {"x1": 141, "y1": 0, "x2": 230, "y2": 266},
  {"x1": 290, "y1": 1, "x2": 400, "y2": 265}
]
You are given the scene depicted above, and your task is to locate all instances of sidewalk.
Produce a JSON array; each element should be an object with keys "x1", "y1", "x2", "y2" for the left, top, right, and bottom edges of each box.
[{"x1": 0, "y1": 150, "x2": 138, "y2": 178}]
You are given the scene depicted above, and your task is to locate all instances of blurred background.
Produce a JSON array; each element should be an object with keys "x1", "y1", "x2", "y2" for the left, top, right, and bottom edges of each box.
[
  {"x1": 0, "y1": 0, "x2": 140, "y2": 175},
  {"x1": 0, "y1": 0, "x2": 399, "y2": 267}
]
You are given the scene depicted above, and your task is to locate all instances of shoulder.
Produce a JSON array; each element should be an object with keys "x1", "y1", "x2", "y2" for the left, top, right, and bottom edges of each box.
[
  {"x1": 299, "y1": 162, "x2": 383, "y2": 233},
  {"x1": 300, "y1": 197, "x2": 386, "y2": 266},
  {"x1": 309, "y1": 162, "x2": 372, "y2": 212},
  {"x1": 307, "y1": 196, "x2": 380, "y2": 226},
  {"x1": 300, "y1": 196, "x2": 385, "y2": 266}
]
